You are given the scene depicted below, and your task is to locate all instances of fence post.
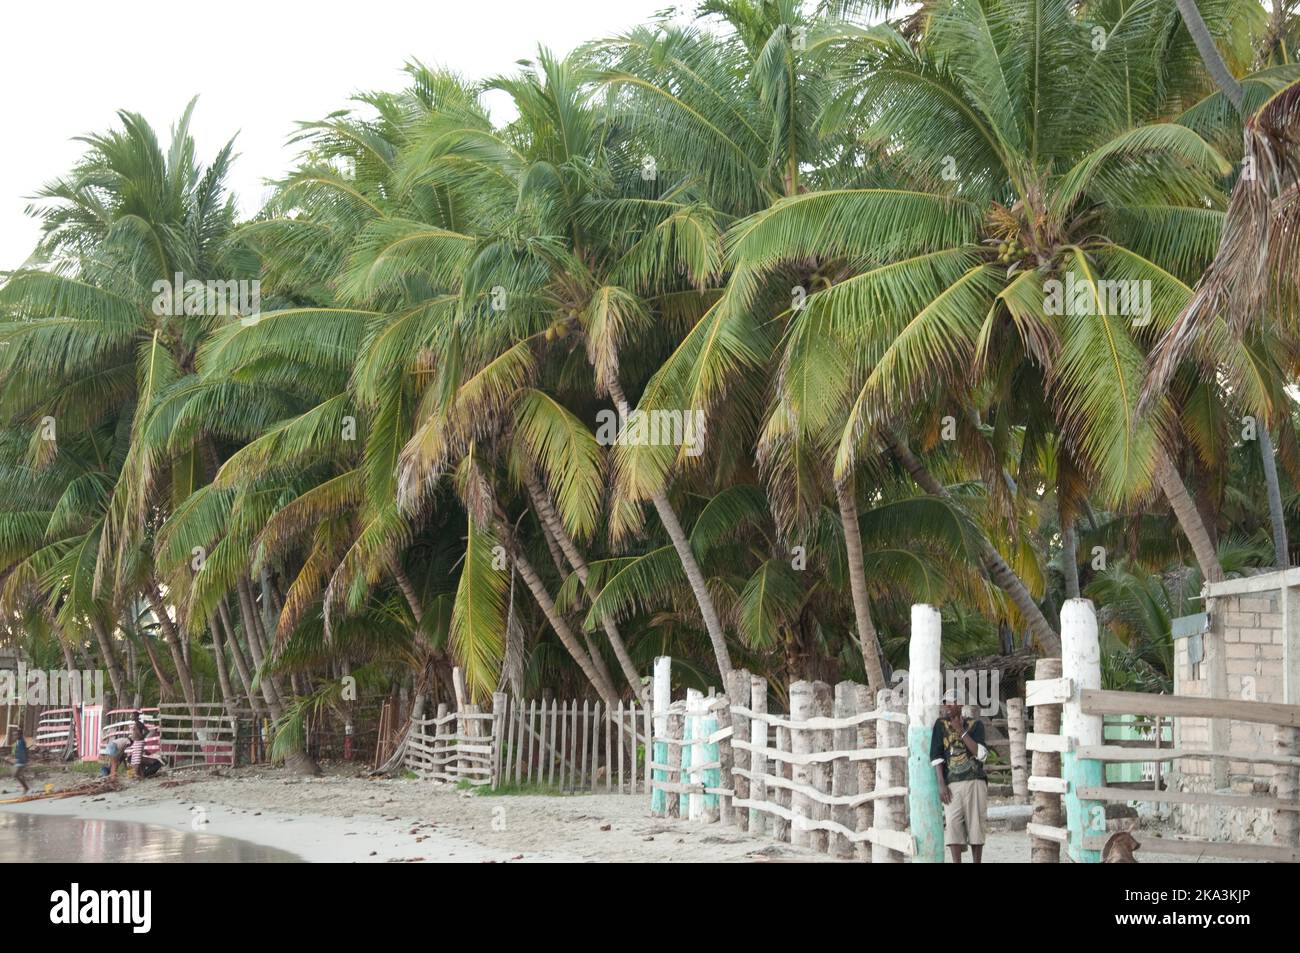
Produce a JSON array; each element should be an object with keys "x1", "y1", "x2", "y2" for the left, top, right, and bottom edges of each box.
[
  {"x1": 491, "y1": 692, "x2": 508, "y2": 789},
  {"x1": 774, "y1": 718, "x2": 792, "y2": 842},
  {"x1": 908, "y1": 603, "x2": 944, "y2": 863},
  {"x1": 873, "y1": 690, "x2": 905, "y2": 863},
  {"x1": 713, "y1": 692, "x2": 734, "y2": 825},
  {"x1": 1029, "y1": 659, "x2": 1063, "y2": 862},
  {"x1": 750, "y1": 675, "x2": 769, "y2": 835},
  {"x1": 725, "y1": 669, "x2": 750, "y2": 831},
  {"x1": 1275, "y1": 726, "x2": 1300, "y2": 854},
  {"x1": 832, "y1": 681, "x2": 859, "y2": 859},
  {"x1": 789, "y1": 681, "x2": 813, "y2": 848},
  {"x1": 666, "y1": 704, "x2": 683, "y2": 819},
  {"x1": 1007, "y1": 697, "x2": 1029, "y2": 804},
  {"x1": 651, "y1": 656, "x2": 671, "y2": 815},
  {"x1": 854, "y1": 684, "x2": 875, "y2": 861},
  {"x1": 1062, "y1": 598, "x2": 1104, "y2": 863}
]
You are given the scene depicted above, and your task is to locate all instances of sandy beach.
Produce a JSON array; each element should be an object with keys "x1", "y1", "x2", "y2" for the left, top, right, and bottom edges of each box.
[{"x1": 2, "y1": 763, "x2": 1245, "y2": 863}]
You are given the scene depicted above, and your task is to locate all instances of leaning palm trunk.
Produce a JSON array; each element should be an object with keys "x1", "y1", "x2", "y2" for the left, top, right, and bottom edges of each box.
[
  {"x1": 217, "y1": 598, "x2": 264, "y2": 719},
  {"x1": 208, "y1": 617, "x2": 241, "y2": 727},
  {"x1": 1175, "y1": 0, "x2": 1245, "y2": 110},
  {"x1": 90, "y1": 617, "x2": 127, "y2": 709},
  {"x1": 887, "y1": 434, "x2": 1062, "y2": 655},
  {"x1": 1171, "y1": 0, "x2": 1289, "y2": 568},
  {"x1": 524, "y1": 471, "x2": 646, "y2": 702},
  {"x1": 606, "y1": 377, "x2": 734, "y2": 680},
  {"x1": 834, "y1": 479, "x2": 888, "y2": 695},
  {"x1": 145, "y1": 582, "x2": 198, "y2": 718},
  {"x1": 1152, "y1": 448, "x2": 1225, "y2": 583},
  {"x1": 498, "y1": 569, "x2": 527, "y2": 698},
  {"x1": 236, "y1": 577, "x2": 319, "y2": 775},
  {"x1": 500, "y1": 527, "x2": 620, "y2": 707},
  {"x1": 1259, "y1": 425, "x2": 1290, "y2": 567}
]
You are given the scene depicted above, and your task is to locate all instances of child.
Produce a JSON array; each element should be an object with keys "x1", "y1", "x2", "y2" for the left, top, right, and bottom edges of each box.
[
  {"x1": 128, "y1": 723, "x2": 162, "y2": 779},
  {"x1": 8, "y1": 726, "x2": 30, "y2": 794}
]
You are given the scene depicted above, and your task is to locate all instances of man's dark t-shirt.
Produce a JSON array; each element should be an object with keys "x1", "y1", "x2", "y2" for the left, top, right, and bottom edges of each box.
[
  {"x1": 14, "y1": 737, "x2": 27, "y2": 766},
  {"x1": 929, "y1": 717, "x2": 986, "y2": 784}
]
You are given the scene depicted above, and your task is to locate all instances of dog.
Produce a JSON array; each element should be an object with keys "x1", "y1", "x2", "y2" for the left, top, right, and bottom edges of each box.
[{"x1": 1102, "y1": 830, "x2": 1140, "y2": 862}]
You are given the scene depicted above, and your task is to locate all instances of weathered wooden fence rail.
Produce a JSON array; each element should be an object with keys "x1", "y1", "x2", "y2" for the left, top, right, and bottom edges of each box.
[
  {"x1": 646, "y1": 654, "x2": 918, "y2": 860},
  {"x1": 158, "y1": 703, "x2": 238, "y2": 767},
  {"x1": 1025, "y1": 598, "x2": 1300, "y2": 863}
]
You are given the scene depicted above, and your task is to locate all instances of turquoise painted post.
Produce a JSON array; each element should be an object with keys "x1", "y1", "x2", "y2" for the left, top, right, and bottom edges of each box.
[
  {"x1": 907, "y1": 604, "x2": 945, "y2": 863},
  {"x1": 650, "y1": 656, "x2": 671, "y2": 815},
  {"x1": 699, "y1": 701, "x2": 720, "y2": 817},
  {"x1": 1061, "y1": 598, "x2": 1104, "y2": 863},
  {"x1": 679, "y1": 701, "x2": 693, "y2": 817}
]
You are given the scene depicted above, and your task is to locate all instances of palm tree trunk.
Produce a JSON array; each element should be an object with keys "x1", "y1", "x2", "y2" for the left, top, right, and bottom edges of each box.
[
  {"x1": 1174, "y1": 2, "x2": 1289, "y2": 569},
  {"x1": 887, "y1": 433, "x2": 1062, "y2": 654},
  {"x1": 90, "y1": 617, "x2": 127, "y2": 708},
  {"x1": 499, "y1": 569, "x2": 527, "y2": 698},
  {"x1": 145, "y1": 582, "x2": 198, "y2": 718},
  {"x1": 1152, "y1": 448, "x2": 1225, "y2": 583},
  {"x1": 1259, "y1": 425, "x2": 1290, "y2": 567},
  {"x1": 138, "y1": 629, "x2": 176, "y2": 699},
  {"x1": 606, "y1": 377, "x2": 734, "y2": 680},
  {"x1": 1060, "y1": 513, "x2": 1081, "y2": 599},
  {"x1": 1175, "y1": 0, "x2": 1244, "y2": 111},
  {"x1": 523, "y1": 471, "x2": 646, "y2": 702},
  {"x1": 501, "y1": 530, "x2": 619, "y2": 707},
  {"x1": 235, "y1": 577, "x2": 318, "y2": 775},
  {"x1": 217, "y1": 598, "x2": 263, "y2": 718},
  {"x1": 833, "y1": 478, "x2": 887, "y2": 694},
  {"x1": 208, "y1": 617, "x2": 240, "y2": 726}
]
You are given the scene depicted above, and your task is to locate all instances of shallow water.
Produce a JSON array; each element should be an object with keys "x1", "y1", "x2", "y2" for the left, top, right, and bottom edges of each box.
[{"x1": 0, "y1": 810, "x2": 302, "y2": 862}]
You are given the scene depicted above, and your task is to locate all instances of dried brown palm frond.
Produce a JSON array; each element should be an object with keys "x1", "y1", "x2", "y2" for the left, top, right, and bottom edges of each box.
[{"x1": 1144, "y1": 78, "x2": 1300, "y2": 411}]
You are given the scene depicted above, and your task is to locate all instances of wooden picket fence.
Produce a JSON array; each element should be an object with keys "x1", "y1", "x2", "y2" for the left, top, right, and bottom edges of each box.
[
  {"x1": 494, "y1": 695, "x2": 649, "y2": 793},
  {"x1": 399, "y1": 693, "x2": 650, "y2": 792}
]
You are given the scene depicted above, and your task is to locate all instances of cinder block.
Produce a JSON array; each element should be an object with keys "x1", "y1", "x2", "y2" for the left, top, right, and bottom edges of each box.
[
  {"x1": 1242, "y1": 628, "x2": 1277, "y2": 644},
  {"x1": 1224, "y1": 612, "x2": 1258, "y2": 627}
]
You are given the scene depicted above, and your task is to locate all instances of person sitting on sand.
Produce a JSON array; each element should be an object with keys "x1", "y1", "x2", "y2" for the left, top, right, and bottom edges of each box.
[
  {"x1": 128, "y1": 723, "x2": 162, "y2": 780},
  {"x1": 7, "y1": 726, "x2": 30, "y2": 794}
]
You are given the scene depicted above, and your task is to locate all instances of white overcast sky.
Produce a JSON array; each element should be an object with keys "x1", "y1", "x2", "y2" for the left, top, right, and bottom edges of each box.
[{"x1": 0, "y1": 0, "x2": 677, "y2": 271}]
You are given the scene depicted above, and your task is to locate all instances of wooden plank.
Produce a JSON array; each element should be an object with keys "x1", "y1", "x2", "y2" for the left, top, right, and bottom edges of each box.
[
  {"x1": 1026, "y1": 822, "x2": 1069, "y2": 844},
  {"x1": 729, "y1": 706, "x2": 907, "y2": 729},
  {"x1": 1081, "y1": 689, "x2": 1300, "y2": 727},
  {"x1": 590, "y1": 702, "x2": 600, "y2": 794},
  {"x1": 1025, "y1": 677, "x2": 1073, "y2": 707},
  {"x1": 1081, "y1": 833, "x2": 1300, "y2": 864},
  {"x1": 604, "y1": 701, "x2": 612, "y2": 793},
  {"x1": 547, "y1": 699, "x2": 558, "y2": 787},
  {"x1": 1078, "y1": 785, "x2": 1300, "y2": 812},
  {"x1": 1026, "y1": 732, "x2": 1070, "y2": 753},
  {"x1": 1028, "y1": 776, "x2": 1068, "y2": 794},
  {"x1": 617, "y1": 701, "x2": 625, "y2": 795},
  {"x1": 1078, "y1": 744, "x2": 1300, "y2": 767},
  {"x1": 579, "y1": 700, "x2": 590, "y2": 790}
]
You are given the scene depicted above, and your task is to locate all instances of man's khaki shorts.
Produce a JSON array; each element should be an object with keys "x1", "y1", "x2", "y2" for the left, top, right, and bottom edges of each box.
[{"x1": 944, "y1": 778, "x2": 987, "y2": 846}]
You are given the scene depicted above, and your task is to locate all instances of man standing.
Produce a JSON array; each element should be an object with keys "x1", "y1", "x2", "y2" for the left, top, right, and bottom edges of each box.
[{"x1": 930, "y1": 692, "x2": 989, "y2": 863}]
